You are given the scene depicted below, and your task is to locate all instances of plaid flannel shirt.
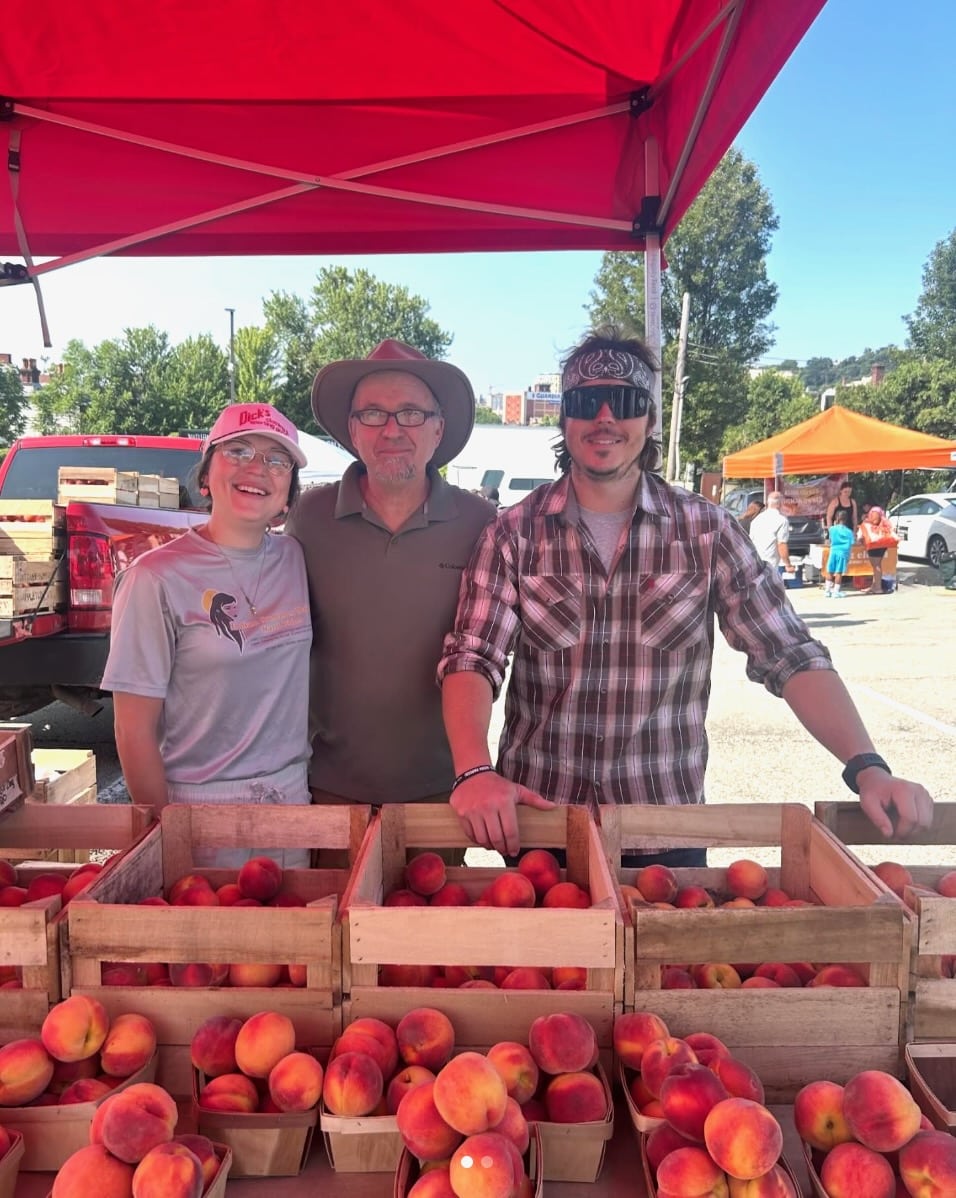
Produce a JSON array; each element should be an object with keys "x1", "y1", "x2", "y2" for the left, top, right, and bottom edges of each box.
[{"x1": 437, "y1": 471, "x2": 833, "y2": 808}]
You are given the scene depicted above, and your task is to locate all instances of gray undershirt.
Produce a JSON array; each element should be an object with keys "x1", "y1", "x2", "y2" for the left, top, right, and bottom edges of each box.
[{"x1": 579, "y1": 505, "x2": 632, "y2": 571}]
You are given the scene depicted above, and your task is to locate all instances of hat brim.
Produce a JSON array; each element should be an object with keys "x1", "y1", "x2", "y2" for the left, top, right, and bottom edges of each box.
[
  {"x1": 311, "y1": 358, "x2": 475, "y2": 468},
  {"x1": 209, "y1": 428, "x2": 307, "y2": 468}
]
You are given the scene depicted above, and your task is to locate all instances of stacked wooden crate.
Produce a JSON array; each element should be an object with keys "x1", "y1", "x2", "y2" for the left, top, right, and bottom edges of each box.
[
  {"x1": 56, "y1": 465, "x2": 139, "y2": 505},
  {"x1": 0, "y1": 554, "x2": 65, "y2": 619},
  {"x1": 0, "y1": 502, "x2": 65, "y2": 641},
  {"x1": 601, "y1": 802, "x2": 911, "y2": 1100},
  {"x1": 136, "y1": 473, "x2": 181, "y2": 509}
]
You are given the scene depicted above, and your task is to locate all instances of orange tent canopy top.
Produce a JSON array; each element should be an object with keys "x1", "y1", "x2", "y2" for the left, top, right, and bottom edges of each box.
[{"x1": 723, "y1": 405, "x2": 956, "y2": 478}]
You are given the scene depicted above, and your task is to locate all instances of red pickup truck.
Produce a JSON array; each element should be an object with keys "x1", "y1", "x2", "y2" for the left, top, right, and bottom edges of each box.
[{"x1": 0, "y1": 434, "x2": 206, "y2": 719}]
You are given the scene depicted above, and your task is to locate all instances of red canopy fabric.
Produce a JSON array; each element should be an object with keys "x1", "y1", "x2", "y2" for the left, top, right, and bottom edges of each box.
[{"x1": 0, "y1": 1, "x2": 826, "y2": 266}]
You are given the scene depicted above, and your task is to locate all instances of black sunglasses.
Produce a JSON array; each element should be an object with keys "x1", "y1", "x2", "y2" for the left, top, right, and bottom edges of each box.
[{"x1": 562, "y1": 386, "x2": 651, "y2": 421}]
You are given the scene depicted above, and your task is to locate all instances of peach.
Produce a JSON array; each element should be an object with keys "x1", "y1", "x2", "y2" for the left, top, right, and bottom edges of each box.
[
  {"x1": 692, "y1": 964, "x2": 742, "y2": 989},
  {"x1": 0, "y1": 1037, "x2": 55, "y2": 1104},
  {"x1": 396, "y1": 1080, "x2": 464, "y2": 1161},
  {"x1": 662, "y1": 966, "x2": 697, "y2": 989},
  {"x1": 96, "y1": 1081, "x2": 178, "y2": 1164},
  {"x1": 792, "y1": 1079, "x2": 853, "y2": 1151},
  {"x1": 499, "y1": 967, "x2": 550, "y2": 990},
  {"x1": 656, "y1": 1146, "x2": 730, "y2": 1198},
  {"x1": 0, "y1": 886, "x2": 27, "y2": 906},
  {"x1": 481, "y1": 872, "x2": 536, "y2": 909},
  {"x1": 433, "y1": 1052, "x2": 508, "y2": 1135},
  {"x1": 517, "y1": 848, "x2": 561, "y2": 899},
  {"x1": 406, "y1": 852, "x2": 447, "y2": 897},
  {"x1": 396, "y1": 1007, "x2": 455, "y2": 1071},
  {"x1": 725, "y1": 859, "x2": 768, "y2": 902},
  {"x1": 449, "y1": 1131, "x2": 521, "y2": 1198},
  {"x1": 788, "y1": 961, "x2": 817, "y2": 985},
  {"x1": 459, "y1": 979, "x2": 497, "y2": 990},
  {"x1": 215, "y1": 882, "x2": 243, "y2": 905},
  {"x1": 675, "y1": 885, "x2": 716, "y2": 909},
  {"x1": 138, "y1": 896, "x2": 169, "y2": 906},
  {"x1": 704, "y1": 1098, "x2": 782, "y2": 1182},
  {"x1": 429, "y1": 882, "x2": 471, "y2": 906},
  {"x1": 51, "y1": 1143, "x2": 136, "y2": 1198},
  {"x1": 228, "y1": 961, "x2": 282, "y2": 987},
  {"x1": 721, "y1": 898, "x2": 756, "y2": 909},
  {"x1": 168, "y1": 962, "x2": 228, "y2": 987},
  {"x1": 898, "y1": 1128, "x2": 956, "y2": 1198},
  {"x1": 444, "y1": 964, "x2": 494, "y2": 987},
  {"x1": 49, "y1": 1055, "x2": 100, "y2": 1095},
  {"x1": 197, "y1": 1072, "x2": 259, "y2": 1113},
  {"x1": 190, "y1": 1015, "x2": 242, "y2": 1077},
  {"x1": 271, "y1": 891, "x2": 306, "y2": 907},
  {"x1": 384, "y1": 888, "x2": 429, "y2": 907},
  {"x1": 937, "y1": 870, "x2": 956, "y2": 898},
  {"x1": 759, "y1": 888, "x2": 792, "y2": 907},
  {"x1": 752, "y1": 963, "x2": 801, "y2": 988},
  {"x1": 408, "y1": 1169, "x2": 457, "y2": 1197},
  {"x1": 0, "y1": 860, "x2": 15, "y2": 886},
  {"x1": 322, "y1": 1051, "x2": 384, "y2": 1116},
  {"x1": 684, "y1": 1033, "x2": 730, "y2": 1068},
  {"x1": 102, "y1": 964, "x2": 148, "y2": 986},
  {"x1": 339, "y1": 1017, "x2": 400, "y2": 1077},
  {"x1": 842, "y1": 1068, "x2": 922, "y2": 1152},
  {"x1": 25, "y1": 872, "x2": 68, "y2": 902},
  {"x1": 635, "y1": 864, "x2": 679, "y2": 904},
  {"x1": 807, "y1": 964, "x2": 865, "y2": 988},
  {"x1": 873, "y1": 861, "x2": 913, "y2": 898},
  {"x1": 173, "y1": 881, "x2": 220, "y2": 907},
  {"x1": 711, "y1": 1057, "x2": 765, "y2": 1104},
  {"x1": 100, "y1": 1013, "x2": 156, "y2": 1078},
  {"x1": 661, "y1": 1063, "x2": 730, "y2": 1141},
  {"x1": 172, "y1": 1135, "x2": 220, "y2": 1188},
  {"x1": 544, "y1": 1069, "x2": 607, "y2": 1124},
  {"x1": 645, "y1": 1121, "x2": 698, "y2": 1175},
  {"x1": 237, "y1": 855, "x2": 282, "y2": 901},
  {"x1": 41, "y1": 994, "x2": 110, "y2": 1063},
  {"x1": 492, "y1": 1094, "x2": 530, "y2": 1155},
  {"x1": 620, "y1": 883, "x2": 646, "y2": 908},
  {"x1": 614, "y1": 1011, "x2": 670, "y2": 1070},
  {"x1": 167, "y1": 873, "x2": 213, "y2": 902},
  {"x1": 486, "y1": 1041, "x2": 539, "y2": 1105},
  {"x1": 551, "y1": 965, "x2": 587, "y2": 989},
  {"x1": 540, "y1": 880, "x2": 591, "y2": 908},
  {"x1": 528, "y1": 1011, "x2": 597, "y2": 1076},
  {"x1": 59, "y1": 1077, "x2": 113, "y2": 1104},
  {"x1": 387, "y1": 1064, "x2": 436, "y2": 1114},
  {"x1": 268, "y1": 1050, "x2": 323, "y2": 1112},
  {"x1": 819, "y1": 1141, "x2": 895, "y2": 1198},
  {"x1": 287, "y1": 963, "x2": 307, "y2": 986},
  {"x1": 131, "y1": 1140, "x2": 203, "y2": 1198},
  {"x1": 641, "y1": 1037, "x2": 699, "y2": 1098},
  {"x1": 727, "y1": 1166, "x2": 798, "y2": 1196},
  {"x1": 234, "y1": 1009, "x2": 295, "y2": 1077},
  {"x1": 381, "y1": 962, "x2": 441, "y2": 986}
]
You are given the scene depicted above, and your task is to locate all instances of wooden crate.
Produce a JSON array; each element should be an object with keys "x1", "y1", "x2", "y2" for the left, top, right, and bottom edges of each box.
[
  {"x1": 816, "y1": 799, "x2": 956, "y2": 1042},
  {"x1": 0, "y1": 580, "x2": 65, "y2": 617},
  {"x1": 0, "y1": 556, "x2": 63, "y2": 586},
  {"x1": 64, "y1": 803, "x2": 369, "y2": 1097},
  {"x1": 0, "y1": 501, "x2": 65, "y2": 555},
  {"x1": 57, "y1": 465, "x2": 139, "y2": 505},
  {"x1": 602, "y1": 803, "x2": 910, "y2": 1100},
  {"x1": 159, "y1": 476, "x2": 181, "y2": 509},
  {"x1": 137, "y1": 473, "x2": 161, "y2": 508},
  {"x1": 29, "y1": 748, "x2": 97, "y2": 806},
  {"x1": 341, "y1": 805, "x2": 621, "y2": 1059}
]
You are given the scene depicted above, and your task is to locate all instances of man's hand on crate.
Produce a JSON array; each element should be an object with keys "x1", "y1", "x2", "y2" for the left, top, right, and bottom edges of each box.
[
  {"x1": 450, "y1": 769, "x2": 555, "y2": 857},
  {"x1": 859, "y1": 770, "x2": 934, "y2": 840}
]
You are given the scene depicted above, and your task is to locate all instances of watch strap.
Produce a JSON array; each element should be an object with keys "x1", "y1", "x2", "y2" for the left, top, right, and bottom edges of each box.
[{"x1": 841, "y1": 753, "x2": 891, "y2": 794}]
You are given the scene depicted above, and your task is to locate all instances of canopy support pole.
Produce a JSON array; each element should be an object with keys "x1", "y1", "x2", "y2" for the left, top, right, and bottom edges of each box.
[{"x1": 642, "y1": 138, "x2": 663, "y2": 411}]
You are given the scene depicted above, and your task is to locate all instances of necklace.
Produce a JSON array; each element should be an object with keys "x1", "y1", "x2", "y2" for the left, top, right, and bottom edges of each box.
[{"x1": 211, "y1": 536, "x2": 269, "y2": 616}]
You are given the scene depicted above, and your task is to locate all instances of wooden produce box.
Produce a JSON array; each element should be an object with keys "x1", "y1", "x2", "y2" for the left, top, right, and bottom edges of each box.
[
  {"x1": 0, "y1": 557, "x2": 63, "y2": 587},
  {"x1": 0, "y1": 502, "x2": 64, "y2": 556},
  {"x1": 603, "y1": 802, "x2": 910, "y2": 1099},
  {"x1": 0, "y1": 803, "x2": 153, "y2": 1034},
  {"x1": 816, "y1": 799, "x2": 956, "y2": 1042},
  {"x1": 0, "y1": 730, "x2": 28, "y2": 818},
  {"x1": 0, "y1": 1131, "x2": 24, "y2": 1198},
  {"x1": 64, "y1": 803, "x2": 369, "y2": 1098},
  {"x1": 159, "y1": 476, "x2": 181, "y2": 509},
  {"x1": 341, "y1": 805, "x2": 621, "y2": 1057},
  {"x1": 56, "y1": 466, "x2": 139, "y2": 506},
  {"x1": 394, "y1": 1122, "x2": 544, "y2": 1197},
  {"x1": 0, "y1": 581, "x2": 65, "y2": 618},
  {"x1": 29, "y1": 748, "x2": 97, "y2": 808},
  {"x1": 136, "y1": 473, "x2": 161, "y2": 508}
]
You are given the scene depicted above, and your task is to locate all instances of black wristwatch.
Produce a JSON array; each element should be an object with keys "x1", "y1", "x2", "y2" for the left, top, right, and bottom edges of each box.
[{"x1": 841, "y1": 753, "x2": 891, "y2": 794}]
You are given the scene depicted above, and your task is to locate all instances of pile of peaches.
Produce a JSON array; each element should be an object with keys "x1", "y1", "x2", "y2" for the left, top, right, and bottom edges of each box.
[
  {"x1": 97, "y1": 855, "x2": 315, "y2": 989},
  {"x1": 0, "y1": 994, "x2": 155, "y2": 1108},
  {"x1": 615, "y1": 1010, "x2": 796, "y2": 1196},
  {"x1": 51, "y1": 1082, "x2": 223, "y2": 1198},
  {"x1": 624, "y1": 858, "x2": 867, "y2": 991},
  {"x1": 192, "y1": 1010, "x2": 323, "y2": 1116},
  {"x1": 795, "y1": 1070, "x2": 956, "y2": 1197}
]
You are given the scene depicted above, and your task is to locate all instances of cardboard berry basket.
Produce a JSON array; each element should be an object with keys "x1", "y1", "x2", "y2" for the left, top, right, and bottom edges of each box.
[
  {"x1": 0, "y1": 1048, "x2": 157, "y2": 1171},
  {"x1": 905, "y1": 1041, "x2": 956, "y2": 1132},
  {"x1": 340, "y1": 804, "x2": 622, "y2": 1050},
  {"x1": 601, "y1": 802, "x2": 911, "y2": 1100},
  {"x1": 63, "y1": 803, "x2": 370, "y2": 1098},
  {"x1": 0, "y1": 1130, "x2": 25, "y2": 1198},
  {"x1": 192, "y1": 1067, "x2": 317, "y2": 1178},
  {"x1": 0, "y1": 802, "x2": 153, "y2": 1034},
  {"x1": 320, "y1": 1101, "x2": 405, "y2": 1174},
  {"x1": 643, "y1": 1134, "x2": 803, "y2": 1198},
  {"x1": 817, "y1": 798, "x2": 956, "y2": 1042},
  {"x1": 393, "y1": 1121, "x2": 544, "y2": 1198}
]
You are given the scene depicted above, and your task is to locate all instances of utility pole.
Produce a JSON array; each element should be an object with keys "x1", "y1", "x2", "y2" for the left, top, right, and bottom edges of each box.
[
  {"x1": 665, "y1": 291, "x2": 691, "y2": 482},
  {"x1": 225, "y1": 307, "x2": 236, "y2": 403}
]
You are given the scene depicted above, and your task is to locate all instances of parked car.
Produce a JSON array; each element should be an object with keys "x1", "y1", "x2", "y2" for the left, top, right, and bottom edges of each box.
[
  {"x1": 888, "y1": 492, "x2": 956, "y2": 567},
  {"x1": 721, "y1": 487, "x2": 826, "y2": 558}
]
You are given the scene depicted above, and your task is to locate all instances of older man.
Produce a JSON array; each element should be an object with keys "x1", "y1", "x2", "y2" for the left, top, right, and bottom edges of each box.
[
  {"x1": 749, "y1": 491, "x2": 795, "y2": 573},
  {"x1": 438, "y1": 325, "x2": 934, "y2": 858},
  {"x1": 285, "y1": 340, "x2": 495, "y2": 807}
]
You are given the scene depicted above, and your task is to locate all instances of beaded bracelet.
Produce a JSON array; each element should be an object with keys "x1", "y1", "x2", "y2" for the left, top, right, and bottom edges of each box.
[{"x1": 451, "y1": 764, "x2": 496, "y2": 792}]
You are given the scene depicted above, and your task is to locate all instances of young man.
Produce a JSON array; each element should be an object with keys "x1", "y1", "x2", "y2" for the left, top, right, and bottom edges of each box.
[
  {"x1": 437, "y1": 326, "x2": 934, "y2": 858},
  {"x1": 285, "y1": 340, "x2": 495, "y2": 807}
]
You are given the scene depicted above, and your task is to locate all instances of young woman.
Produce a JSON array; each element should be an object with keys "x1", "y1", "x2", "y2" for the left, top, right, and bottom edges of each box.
[
  {"x1": 102, "y1": 403, "x2": 312, "y2": 865},
  {"x1": 857, "y1": 505, "x2": 898, "y2": 596},
  {"x1": 826, "y1": 482, "x2": 858, "y2": 535}
]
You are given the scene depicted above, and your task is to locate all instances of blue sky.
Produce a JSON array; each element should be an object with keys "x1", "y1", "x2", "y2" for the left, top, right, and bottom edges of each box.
[{"x1": 2, "y1": 0, "x2": 954, "y2": 398}]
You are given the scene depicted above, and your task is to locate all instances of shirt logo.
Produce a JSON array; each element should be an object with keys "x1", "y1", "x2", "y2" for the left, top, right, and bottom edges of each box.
[{"x1": 203, "y1": 589, "x2": 244, "y2": 652}]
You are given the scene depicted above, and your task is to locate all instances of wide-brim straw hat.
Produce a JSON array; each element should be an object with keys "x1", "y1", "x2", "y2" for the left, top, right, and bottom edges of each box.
[{"x1": 311, "y1": 339, "x2": 475, "y2": 468}]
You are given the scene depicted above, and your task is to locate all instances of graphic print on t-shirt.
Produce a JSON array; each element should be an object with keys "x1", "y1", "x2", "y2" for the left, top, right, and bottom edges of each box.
[{"x1": 203, "y1": 589, "x2": 244, "y2": 651}]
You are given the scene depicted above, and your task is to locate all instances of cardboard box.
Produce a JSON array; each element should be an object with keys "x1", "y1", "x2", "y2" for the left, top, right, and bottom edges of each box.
[
  {"x1": 65, "y1": 803, "x2": 368, "y2": 1097},
  {"x1": 0, "y1": 722, "x2": 34, "y2": 817},
  {"x1": 341, "y1": 805, "x2": 621, "y2": 1058},
  {"x1": 906, "y1": 1042, "x2": 956, "y2": 1132},
  {"x1": 393, "y1": 1122, "x2": 543, "y2": 1197},
  {"x1": 603, "y1": 803, "x2": 910, "y2": 1100},
  {"x1": 29, "y1": 748, "x2": 97, "y2": 806},
  {"x1": 816, "y1": 799, "x2": 956, "y2": 1042},
  {"x1": 0, "y1": 1131, "x2": 24, "y2": 1198}
]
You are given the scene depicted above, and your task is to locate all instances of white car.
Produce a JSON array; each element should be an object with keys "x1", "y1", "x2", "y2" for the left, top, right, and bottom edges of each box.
[{"x1": 888, "y1": 492, "x2": 956, "y2": 567}]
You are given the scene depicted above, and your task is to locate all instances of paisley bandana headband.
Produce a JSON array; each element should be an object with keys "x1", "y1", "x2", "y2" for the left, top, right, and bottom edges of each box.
[{"x1": 562, "y1": 348, "x2": 655, "y2": 395}]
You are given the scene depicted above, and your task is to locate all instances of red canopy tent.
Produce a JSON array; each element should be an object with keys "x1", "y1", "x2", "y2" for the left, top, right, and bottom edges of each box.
[{"x1": 0, "y1": 0, "x2": 827, "y2": 362}]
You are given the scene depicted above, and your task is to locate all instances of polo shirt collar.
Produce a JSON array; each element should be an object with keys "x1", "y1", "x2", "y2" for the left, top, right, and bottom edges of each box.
[{"x1": 334, "y1": 462, "x2": 461, "y2": 524}]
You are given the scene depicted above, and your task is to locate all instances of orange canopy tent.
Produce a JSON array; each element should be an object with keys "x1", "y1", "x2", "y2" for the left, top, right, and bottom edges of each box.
[{"x1": 722, "y1": 406, "x2": 956, "y2": 477}]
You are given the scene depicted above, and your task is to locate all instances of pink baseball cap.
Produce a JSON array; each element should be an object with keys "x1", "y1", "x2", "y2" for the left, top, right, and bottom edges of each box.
[{"x1": 207, "y1": 403, "x2": 307, "y2": 467}]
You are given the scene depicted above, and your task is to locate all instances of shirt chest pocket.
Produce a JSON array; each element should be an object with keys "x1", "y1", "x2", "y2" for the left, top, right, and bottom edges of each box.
[
  {"x1": 638, "y1": 571, "x2": 709, "y2": 651},
  {"x1": 517, "y1": 574, "x2": 582, "y2": 652}
]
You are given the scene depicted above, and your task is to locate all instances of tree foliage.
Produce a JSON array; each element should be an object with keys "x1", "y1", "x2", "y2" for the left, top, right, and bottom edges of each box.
[
  {"x1": 905, "y1": 228, "x2": 956, "y2": 363},
  {"x1": 474, "y1": 405, "x2": 501, "y2": 424},
  {"x1": 721, "y1": 371, "x2": 817, "y2": 458},
  {"x1": 0, "y1": 361, "x2": 27, "y2": 445}
]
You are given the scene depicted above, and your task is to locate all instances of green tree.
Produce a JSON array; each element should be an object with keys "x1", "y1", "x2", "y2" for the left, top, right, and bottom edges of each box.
[
  {"x1": 721, "y1": 372, "x2": 816, "y2": 458},
  {"x1": 0, "y1": 360, "x2": 27, "y2": 445},
  {"x1": 233, "y1": 326, "x2": 279, "y2": 406},
  {"x1": 906, "y1": 228, "x2": 956, "y2": 363},
  {"x1": 263, "y1": 267, "x2": 452, "y2": 430},
  {"x1": 474, "y1": 405, "x2": 501, "y2": 424},
  {"x1": 588, "y1": 148, "x2": 779, "y2": 468},
  {"x1": 801, "y1": 357, "x2": 837, "y2": 393}
]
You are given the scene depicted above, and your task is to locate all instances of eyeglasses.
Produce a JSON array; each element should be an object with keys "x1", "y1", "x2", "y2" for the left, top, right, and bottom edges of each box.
[
  {"x1": 218, "y1": 444, "x2": 294, "y2": 474},
  {"x1": 350, "y1": 408, "x2": 441, "y2": 428},
  {"x1": 562, "y1": 385, "x2": 651, "y2": 421}
]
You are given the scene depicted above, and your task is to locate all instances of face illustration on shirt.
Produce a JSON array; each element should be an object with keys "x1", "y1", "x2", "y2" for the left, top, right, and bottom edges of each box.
[{"x1": 204, "y1": 590, "x2": 243, "y2": 651}]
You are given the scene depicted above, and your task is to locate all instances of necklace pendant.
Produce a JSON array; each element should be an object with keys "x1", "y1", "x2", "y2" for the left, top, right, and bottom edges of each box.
[{"x1": 248, "y1": 602, "x2": 257, "y2": 616}]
